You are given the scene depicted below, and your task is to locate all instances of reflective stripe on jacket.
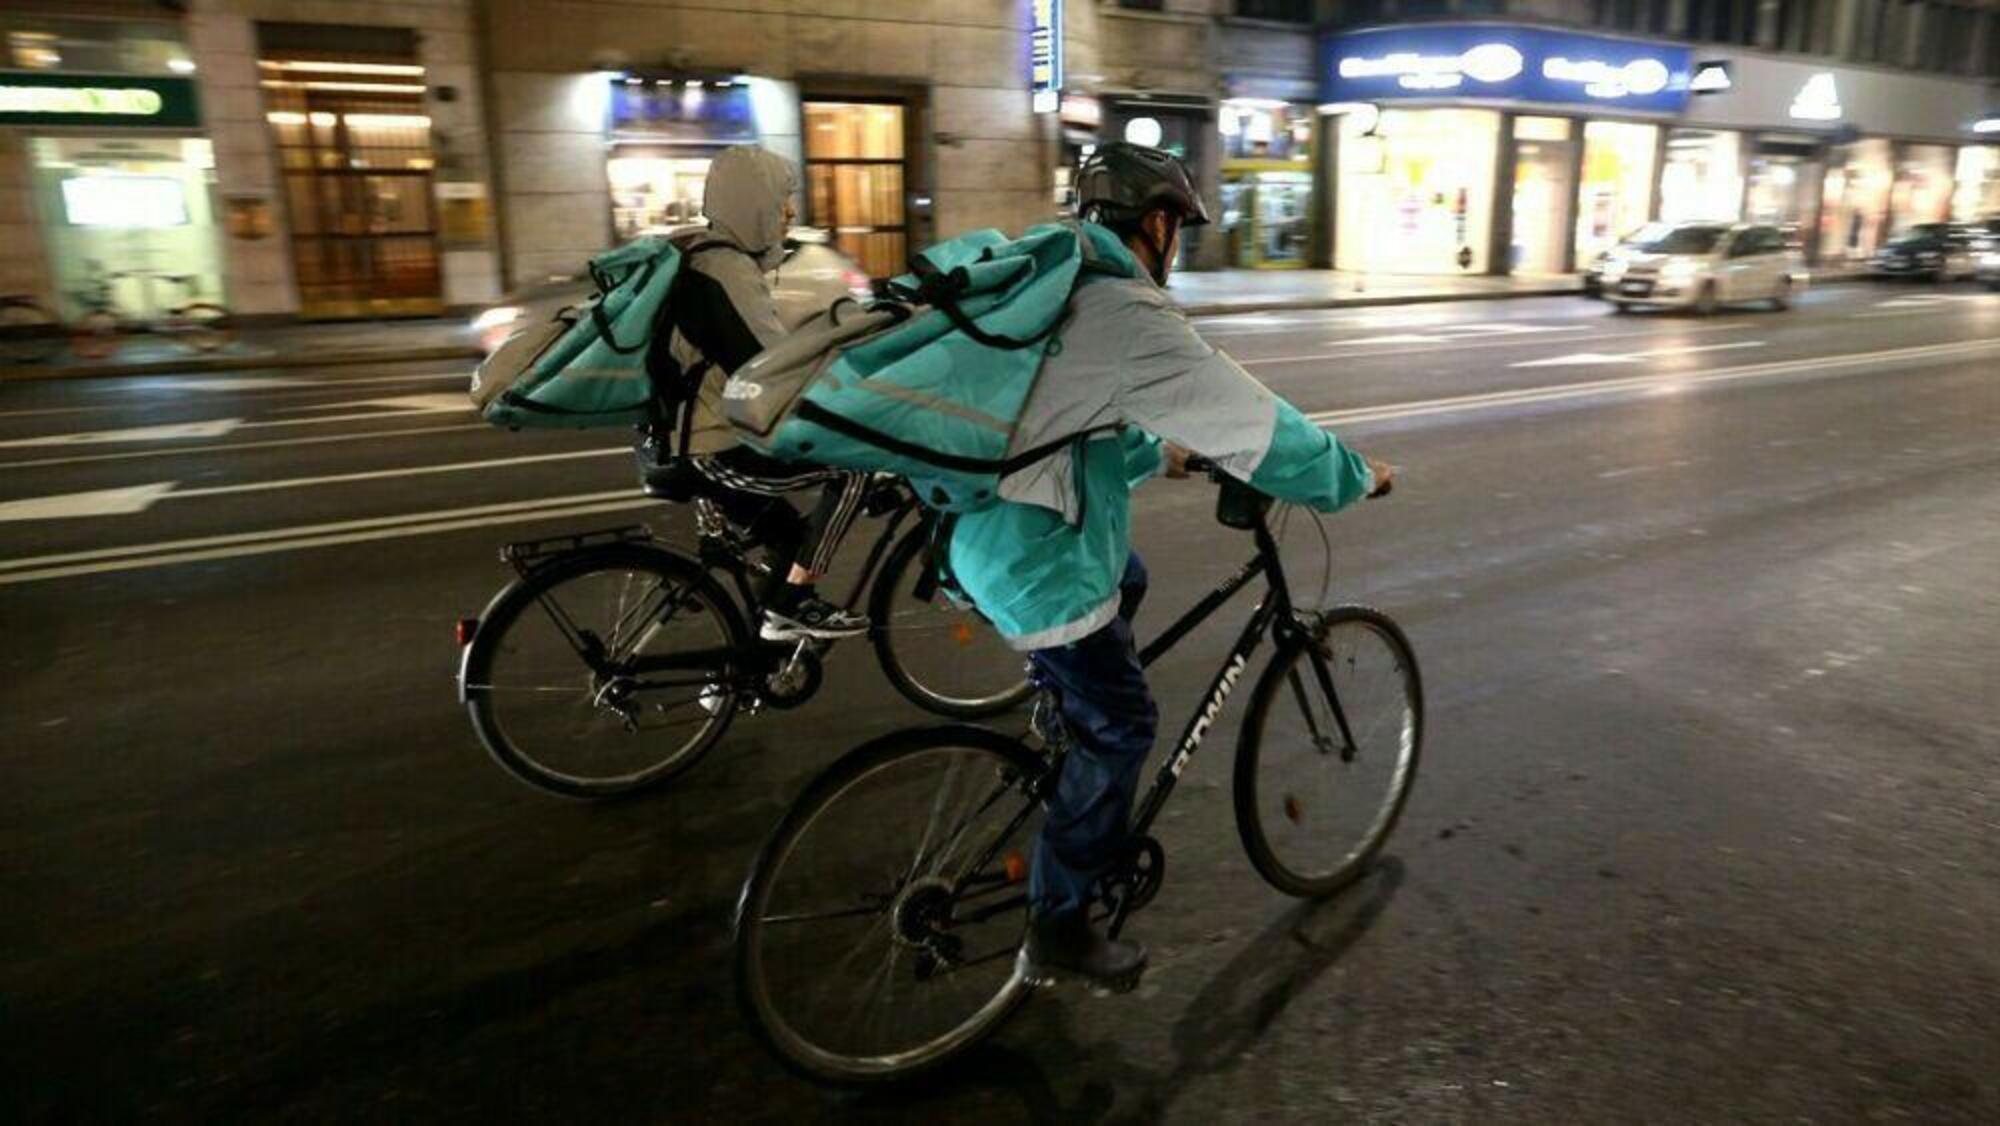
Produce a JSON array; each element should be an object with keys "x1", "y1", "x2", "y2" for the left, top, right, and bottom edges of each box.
[{"x1": 949, "y1": 272, "x2": 1375, "y2": 650}]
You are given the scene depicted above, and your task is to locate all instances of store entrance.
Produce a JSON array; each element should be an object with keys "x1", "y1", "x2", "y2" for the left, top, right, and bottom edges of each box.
[
  {"x1": 1509, "y1": 117, "x2": 1576, "y2": 276},
  {"x1": 259, "y1": 27, "x2": 443, "y2": 319},
  {"x1": 803, "y1": 100, "x2": 907, "y2": 279},
  {"x1": 27, "y1": 136, "x2": 226, "y2": 323}
]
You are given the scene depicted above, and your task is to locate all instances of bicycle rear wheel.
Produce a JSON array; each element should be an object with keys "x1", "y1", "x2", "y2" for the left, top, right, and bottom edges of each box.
[
  {"x1": 735, "y1": 726, "x2": 1046, "y2": 1084},
  {"x1": 462, "y1": 544, "x2": 748, "y2": 798},
  {"x1": 869, "y1": 524, "x2": 1032, "y2": 719},
  {"x1": 1234, "y1": 606, "x2": 1422, "y2": 898}
]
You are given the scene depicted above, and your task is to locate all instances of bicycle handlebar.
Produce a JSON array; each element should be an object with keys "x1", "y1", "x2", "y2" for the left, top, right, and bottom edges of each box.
[{"x1": 1179, "y1": 453, "x2": 1392, "y2": 499}]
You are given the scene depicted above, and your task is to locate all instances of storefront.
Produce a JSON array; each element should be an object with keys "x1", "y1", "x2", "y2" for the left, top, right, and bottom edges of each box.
[
  {"x1": 0, "y1": 12, "x2": 225, "y2": 321},
  {"x1": 1675, "y1": 51, "x2": 1997, "y2": 261},
  {"x1": 1319, "y1": 24, "x2": 1693, "y2": 277},
  {"x1": 1218, "y1": 98, "x2": 1314, "y2": 269},
  {"x1": 605, "y1": 76, "x2": 760, "y2": 239},
  {"x1": 1104, "y1": 93, "x2": 1214, "y2": 271}
]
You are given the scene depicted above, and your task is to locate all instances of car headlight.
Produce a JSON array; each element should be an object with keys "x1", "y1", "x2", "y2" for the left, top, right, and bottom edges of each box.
[
  {"x1": 471, "y1": 305, "x2": 524, "y2": 333},
  {"x1": 1981, "y1": 251, "x2": 2000, "y2": 267},
  {"x1": 1660, "y1": 260, "x2": 1701, "y2": 281}
]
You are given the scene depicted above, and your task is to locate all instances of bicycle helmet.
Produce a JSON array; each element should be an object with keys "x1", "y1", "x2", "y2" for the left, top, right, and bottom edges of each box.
[{"x1": 1075, "y1": 142, "x2": 1211, "y2": 228}]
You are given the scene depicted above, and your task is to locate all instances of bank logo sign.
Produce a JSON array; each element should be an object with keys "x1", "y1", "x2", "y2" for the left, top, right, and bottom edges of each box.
[
  {"x1": 0, "y1": 73, "x2": 200, "y2": 128},
  {"x1": 1322, "y1": 24, "x2": 1692, "y2": 114}
]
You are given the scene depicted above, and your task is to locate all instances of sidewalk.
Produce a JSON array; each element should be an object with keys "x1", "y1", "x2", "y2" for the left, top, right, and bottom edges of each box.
[{"x1": 0, "y1": 317, "x2": 480, "y2": 382}]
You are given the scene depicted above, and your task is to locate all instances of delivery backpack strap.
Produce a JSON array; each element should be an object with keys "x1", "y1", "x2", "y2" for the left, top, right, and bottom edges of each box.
[
  {"x1": 647, "y1": 239, "x2": 739, "y2": 452},
  {"x1": 882, "y1": 254, "x2": 1071, "y2": 353}
]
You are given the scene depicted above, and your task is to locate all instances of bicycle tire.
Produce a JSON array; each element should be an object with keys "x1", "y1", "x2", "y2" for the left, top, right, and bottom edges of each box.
[
  {"x1": 463, "y1": 544, "x2": 750, "y2": 799},
  {"x1": 174, "y1": 303, "x2": 233, "y2": 352},
  {"x1": 1233, "y1": 606, "x2": 1423, "y2": 898},
  {"x1": 71, "y1": 310, "x2": 120, "y2": 359},
  {"x1": 734, "y1": 725, "x2": 1045, "y2": 1085},
  {"x1": 0, "y1": 298, "x2": 62, "y2": 364},
  {"x1": 868, "y1": 523, "x2": 1033, "y2": 719}
]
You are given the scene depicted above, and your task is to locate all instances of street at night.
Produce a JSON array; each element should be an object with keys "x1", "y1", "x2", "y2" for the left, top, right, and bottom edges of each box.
[{"x1": 4, "y1": 283, "x2": 1997, "y2": 1121}]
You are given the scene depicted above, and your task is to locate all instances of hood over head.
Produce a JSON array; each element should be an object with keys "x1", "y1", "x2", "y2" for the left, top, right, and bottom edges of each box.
[{"x1": 703, "y1": 145, "x2": 798, "y2": 271}]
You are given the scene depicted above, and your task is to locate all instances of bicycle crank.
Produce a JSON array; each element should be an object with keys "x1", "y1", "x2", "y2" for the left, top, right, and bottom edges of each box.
[{"x1": 761, "y1": 642, "x2": 824, "y2": 709}]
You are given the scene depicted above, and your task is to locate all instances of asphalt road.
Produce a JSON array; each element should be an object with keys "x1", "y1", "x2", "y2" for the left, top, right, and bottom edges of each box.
[{"x1": 3, "y1": 281, "x2": 1997, "y2": 1123}]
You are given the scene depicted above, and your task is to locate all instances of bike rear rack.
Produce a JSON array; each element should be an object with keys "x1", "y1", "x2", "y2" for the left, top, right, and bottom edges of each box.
[{"x1": 500, "y1": 525, "x2": 653, "y2": 571}]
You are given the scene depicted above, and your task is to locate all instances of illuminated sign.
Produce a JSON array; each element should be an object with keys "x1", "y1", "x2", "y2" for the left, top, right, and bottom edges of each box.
[
  {"x1": 1689, "y1": 61, "x2": 1732, "y2": 94},
  {"x1": 1030, "y1": 0, "x2": 1062, "y2": 114},
  {"x1": 1789, "y1": 73, "x2": 1842, "y2": 121},
  {"x1": 1322, "y1": 25, "x2": 1690, "y2": 113},
  {"x1": 0, "y1": 73, "x2": 200, "y2": 128}
]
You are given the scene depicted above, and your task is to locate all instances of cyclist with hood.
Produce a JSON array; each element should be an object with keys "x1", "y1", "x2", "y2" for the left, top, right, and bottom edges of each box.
[
  {"x1": 640, "y1": 144, "x2": 871, "y2": 640},
  {"x1": 942, "y1": 143, "x2": 1394, "y2": 992}
]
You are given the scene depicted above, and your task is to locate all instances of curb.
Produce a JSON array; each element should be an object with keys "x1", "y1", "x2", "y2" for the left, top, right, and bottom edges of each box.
[{"x1": 0, "y1": 344, "x2": 482, "y2": 383}]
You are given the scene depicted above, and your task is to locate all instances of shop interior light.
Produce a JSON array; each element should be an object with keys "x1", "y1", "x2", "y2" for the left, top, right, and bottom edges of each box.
[
  {"x1": 258, "y1": 60, "x2": 426, "y2": 77},
  {"x1": 259, "y1": 80, "x2": 428, "y2": 94},
  {"x1": 343, "y1": 113, "x2": 431, "y2": 129},
  {"x1": 265, "y1": 111, "x2": 307, "y2": 126},
  {"x1": 166, "y1": 58, "x2": 197, "y2": 74},
  {"x1": 1973, "y1": 117, "x2": 2000, "y2": 134},
  {"x1": 1223, "y1": 97, "x2": 1289, "y2": 111}
]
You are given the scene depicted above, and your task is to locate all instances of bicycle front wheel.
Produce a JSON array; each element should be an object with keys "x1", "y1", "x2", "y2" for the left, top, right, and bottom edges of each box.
[
  {"x1": 462, "y1": 545, "x2": 749, "y2": 799},
  {"x1": 869, "y1": 524, "x2": 1032, "y2": 719},
  {"x1": 1234, "y1": 606, "x2": 1423, "y2": 898},
  {"x1": 735, "y1": 726, "x2": 1047, "y2": 1084}
]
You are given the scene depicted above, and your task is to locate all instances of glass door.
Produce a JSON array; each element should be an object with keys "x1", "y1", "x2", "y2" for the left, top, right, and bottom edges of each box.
[
  {"x1": 260, "y1": 48, "x2": 442, "y2": 318},
  {"x1": 1510, "y1": 116, "x2": 1575, "y2": 276},
  {"x1": 803, "y1": 101, "x2": 906, "y2": 279}
]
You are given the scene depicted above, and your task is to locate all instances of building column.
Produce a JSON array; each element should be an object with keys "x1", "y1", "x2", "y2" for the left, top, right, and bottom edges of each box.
[{"x1": 187, "y1": 2, "x2": 297, "y2": 317}]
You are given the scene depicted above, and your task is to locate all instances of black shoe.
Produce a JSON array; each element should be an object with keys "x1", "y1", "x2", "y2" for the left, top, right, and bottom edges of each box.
[
  {"x1": 760, "y1": 593, "x2": 869, "y2": 641},
  {"x1": 1015, "y1": 911, "x2": 1146, "y2": 994}
]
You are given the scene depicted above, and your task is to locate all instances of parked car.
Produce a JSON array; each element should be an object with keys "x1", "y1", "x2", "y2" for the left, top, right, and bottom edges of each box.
[
  {"x1": 1963, "y1": 217, "x2": 2000, "y2": 291},
  {"x1": 1600, "y1": 222, "x2": 1805, "y2": 314},
  {"x1": 467, "y1": 227, "x2": 872, "y2": 354},
  {"x1": 1581, "y1": 221, "x2": 1672, "y2": 297},
  {"x1": 1868, "y1": 222, "x2": 1979, "y2": 282}
]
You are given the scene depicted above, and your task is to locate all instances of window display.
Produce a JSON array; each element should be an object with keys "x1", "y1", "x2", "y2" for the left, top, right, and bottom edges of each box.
[
  {"x1": 1659, "y1": 128, "x2": 1742, "y2": 223},
  {"x1": 1510, "y1": 116, "x2": 1575, "y2": 276},
  {"x1": 607, "y1": 154, "x2": 711, "y2": 239},
  {"x1": 29, "y1": 136, "x2": 225, "y2": 321},
  {"x1": 1819, "y1": 139, "x2": 1893, "y2": 262},
  {"x1": 1954, "y1": 145, "x2": 2000, "y2": 221},
  {"x1": 1335, "y1": 108, "x2": 1500, "y2": 275},
  {"x1": 1891, "y1": 144, "x2": 1955, "y2": 227},
  {"x1": 1575, "y1": 120, "x2": 1660, "y2": 263}
]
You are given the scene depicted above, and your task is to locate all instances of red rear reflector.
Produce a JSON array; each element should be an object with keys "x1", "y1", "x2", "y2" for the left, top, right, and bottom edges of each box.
[
  {"x1": 455, "y1": 618, "x2": 478, "y2": 646},
  {"x1": 1004, "y1": 851, "x2": 1027, "y2": 883}
]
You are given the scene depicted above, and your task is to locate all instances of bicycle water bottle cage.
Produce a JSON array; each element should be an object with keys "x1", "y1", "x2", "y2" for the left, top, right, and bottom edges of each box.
[{"x1": 1215, "y1": 476, "x2": 1271, "y2": 531}]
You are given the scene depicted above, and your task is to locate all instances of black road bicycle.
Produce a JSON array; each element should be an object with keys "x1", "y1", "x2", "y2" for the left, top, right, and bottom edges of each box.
[
  {"x1": 456, "y1": 476, "x2": 1032, "y2": 799},
  {"x1": 731, "y1": 463, "x2": 1421, "y2": 1084}
]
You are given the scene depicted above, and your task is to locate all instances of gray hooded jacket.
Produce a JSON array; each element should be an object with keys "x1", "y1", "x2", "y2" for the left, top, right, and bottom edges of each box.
[{"x1": 667, "y1": 145, "x2": 798, "y2": 454}]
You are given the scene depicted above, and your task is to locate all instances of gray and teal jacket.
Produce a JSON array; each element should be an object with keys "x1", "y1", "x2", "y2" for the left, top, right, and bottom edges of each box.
[{"x1": 948, "y1": 270, "x2": 1376, "y2": 651}]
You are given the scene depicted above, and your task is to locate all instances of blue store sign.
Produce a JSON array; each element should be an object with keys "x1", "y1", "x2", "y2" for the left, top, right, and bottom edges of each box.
[{"x1": 1322, "y1": 24, "x2": 1692, "y2": 114}]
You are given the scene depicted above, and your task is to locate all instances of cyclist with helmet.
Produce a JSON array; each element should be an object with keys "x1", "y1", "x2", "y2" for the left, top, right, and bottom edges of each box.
[{"x1": 940, "y1": 143, "x2": 1394, "y2": 991}]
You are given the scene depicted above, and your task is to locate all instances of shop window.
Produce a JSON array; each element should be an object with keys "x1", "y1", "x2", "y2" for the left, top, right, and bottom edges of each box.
[
  {"x1": 0, "y1": 15, "x2": 192, "y2": 76},
  {"x1": 29, "y1": 137, "x2": 226, "y2": 322},
  {"x1": 1660, "y1": 129, "x2": 1742, "y2": 224},
  {"x1": 1335, "y1": 108, "x2": 1500, "y2": 276},
  {"x1": 1511, "y1": 119, "x2": 1578, "y2": 275},
  {"x1": 1892, "y1": 144, "x2": 1956, "y2": 228},
  {"x1": 1575, "y1": 120, "x2": 1660, "y2": 263},
  {"x1": 804, "y1": 102, "x2": 907, "y2": 279},
  {"x1": 1952, "y1": 146, "x2": 2000, "y2": 221},
  {"x1": 1819, "y1": 139, "x2": 1893, "y2": 261}
]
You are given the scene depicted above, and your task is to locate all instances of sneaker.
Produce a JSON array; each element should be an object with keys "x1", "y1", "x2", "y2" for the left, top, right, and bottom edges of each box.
[
  {"x1": 760, "y1": 595, "x2": 869, "y2": 641},
  {"x1": 1015, "y1": 911, "x2": 1146, "y2": 995}
]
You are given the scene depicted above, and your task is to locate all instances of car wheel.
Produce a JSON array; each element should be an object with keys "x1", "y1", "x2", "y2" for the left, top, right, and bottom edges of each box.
[
  {"x1": 1693, "y1": 282, "x2": 1719, "y2": 316},
  {"x1": 1770, "y1": 276, "x2": 1792, "y2": 311},
  {"x1": 1610, "y1": 300, "x2": 1632, "y2": 314}
]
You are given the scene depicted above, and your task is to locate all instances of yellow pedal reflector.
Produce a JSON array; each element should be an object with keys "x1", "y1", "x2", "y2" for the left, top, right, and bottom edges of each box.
[{"x1": 950, "y1": 622, "x2": 976, "y2": 647}]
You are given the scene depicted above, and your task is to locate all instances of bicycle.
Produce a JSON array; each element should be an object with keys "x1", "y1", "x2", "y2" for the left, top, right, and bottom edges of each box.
[
  {"x1": 0, "y1": 294, "x2": 63, "y2": 365},
  {"x1": 455, "y1": 474, "x2": 1033, "y2": 799},
  {"x1": 731, "y1": 462, "x2": 1420, "y2": 1084},
  {"x1": 69, "y1": 264, "x2": 232, "y2": 358}
]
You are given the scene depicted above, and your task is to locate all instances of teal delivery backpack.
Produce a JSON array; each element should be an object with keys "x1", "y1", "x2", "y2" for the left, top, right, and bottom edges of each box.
[
  {"x1": 471, "y1": 235, "x2": 722, "y2": 431},
  {"x1": 721, "y1": 221, "x2": 1138, "y2": 511}
]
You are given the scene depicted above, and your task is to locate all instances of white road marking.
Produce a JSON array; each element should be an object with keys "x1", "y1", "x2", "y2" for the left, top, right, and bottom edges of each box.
[
  {"x1": 0, "y1": 423, "x2": 488, "y2": 471},
  {"x1": 0, "y1": 494, "x2": 654, "y2": 586},
  {"x1": 0, "y1": 482, "x2": 178, "y2": 521},
  {"x1": 0, "y1": 447, "x2": 625, "y2": 521},
  {"x1": 0, "y1": 394, "x2": 470, "y2": 449},
  {"x1": 1511, "y1": 341, "x2": 1766, "y2": 368},
  {"x1": 1307, "y1": 338, "x2": 2000, "y2": 428},
  {"x1": 0, "y1": 419, "x2": 242, "y2": 449},
  {"x1": 1241, "y1": 318, "x2": 1758, "y2": 367},
  {"x1": 143, "y1": 377, "x2": 307, "y2": 391}
]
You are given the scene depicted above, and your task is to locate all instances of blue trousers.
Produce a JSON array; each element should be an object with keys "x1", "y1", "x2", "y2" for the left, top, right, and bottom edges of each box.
[{"x1": 1027, "y1": 553, "x2": 1160, "y2": 918}]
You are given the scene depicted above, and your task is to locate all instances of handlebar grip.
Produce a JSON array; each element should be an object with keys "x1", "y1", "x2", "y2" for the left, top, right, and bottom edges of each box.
[{"x1": 1182, "y1": 454, "x2": 1219, "y2": 475}]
